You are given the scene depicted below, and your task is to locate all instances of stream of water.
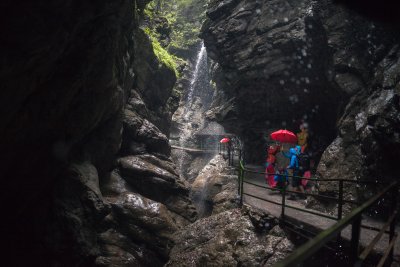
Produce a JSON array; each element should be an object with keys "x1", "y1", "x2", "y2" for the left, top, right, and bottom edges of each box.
[
  {"x1": 175, "y1": 42, "x2": 225, "y2": 217},
  {"x1": 180, "y1": 41, "x2": 213, "y2": 144},
  {"x1": 182, "y1": 42, "x2": 215, "y2": 123}
]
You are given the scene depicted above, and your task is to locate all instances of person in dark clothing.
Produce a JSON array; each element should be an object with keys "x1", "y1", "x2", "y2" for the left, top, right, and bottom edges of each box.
[
  {"x1": 298, "y1": 152, "x2": 311, "y2": 177},
  {"x1": 274, "y1": 168, "x2": 289, "y2": 192}
]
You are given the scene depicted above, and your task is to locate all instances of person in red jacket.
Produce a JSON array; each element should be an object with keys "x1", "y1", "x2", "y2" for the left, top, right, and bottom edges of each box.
[
  {"x1": 265, "y1": 144, "x2": 281, "y2": 187},
  {"x1": 265, "y1": 144, "x2": 281, "y2": 167},
  {"x1": 265, "y1": 162, "x2": 276, "y2": 187}
]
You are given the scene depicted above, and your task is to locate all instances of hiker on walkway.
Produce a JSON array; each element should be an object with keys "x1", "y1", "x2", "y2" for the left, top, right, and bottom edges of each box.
[
  {"x1": 265, "y1": 161, "x2": 276, "y2": 188},
  {"x1": 265, "y1": 144, "x2": 280, "y2": 188},
  {"x1": 265, "y1": 144, "x2": 281, "y2": 167},
  {"x1": 297, "y1": 123, "x2": 308, "y2": 153},
  {"x1": 285, "y1": 148, "x2": 305, "y2": 200},
  {"x1": 298, "y1": 151, "x2": 311, "y2": 177},
  {"x1": 298, "y1": 151, "x2": 312, "y2": 193},
  {"x1": 281, "y1": 145, "x2": 301, "y2": 159},
  {"x1": 274, "y1": 167, "x2": 288, "y2": 192}
]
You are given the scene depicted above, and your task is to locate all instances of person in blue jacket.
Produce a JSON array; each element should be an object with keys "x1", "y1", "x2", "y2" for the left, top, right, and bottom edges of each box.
[
  {"x1": 296, "y1": 145, "x2": 302, "y2": 155},
  {"x1": 281, "y1": 145, "x2": 301, "y2": 158},
  {"x1": 286, "y1": 148, "x2": 299, "y2": 171},
  {"x1": 285, "y1": 147, "x2": 304, "y2": 200}
]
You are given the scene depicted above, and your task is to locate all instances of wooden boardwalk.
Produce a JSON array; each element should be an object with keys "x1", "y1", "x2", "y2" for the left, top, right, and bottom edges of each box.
[{"x1": 242, "y1": 165, "x2": 400, "y2": 261}]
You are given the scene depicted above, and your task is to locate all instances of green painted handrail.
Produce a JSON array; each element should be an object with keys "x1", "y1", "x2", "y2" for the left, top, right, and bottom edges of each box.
[{"x1": 272, "y1": 181, "x2": 398, "y2": 267}]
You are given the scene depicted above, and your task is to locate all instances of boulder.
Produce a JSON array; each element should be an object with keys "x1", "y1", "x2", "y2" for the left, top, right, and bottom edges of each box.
[
  {"x1": 48, "y1": 162, "x2": 111, "y2": 265},
  {"x1": 111, "y1": 192, "x2": 178, "y2": 258},
  {"x1": 96, "y1": 229, "x2": 164, "y2": 267},
  {"x1": 123, "y1": 108, "x2": 171, "y2": 156},
  {"x1": 191, "y1": 155, "x2": 239, "y2": 216},
  {"x1": 118, "y1": 155, "x2": 197, "y2": 222},
  {"x1": 166, "y1": 207, "x2": 293, "y2": 266}
]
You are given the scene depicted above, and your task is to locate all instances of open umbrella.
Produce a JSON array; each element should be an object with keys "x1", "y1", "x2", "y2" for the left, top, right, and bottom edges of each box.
[
  {"x1": 270, "y1": 129, "x2": 297, "y2": 144},
  {"x1": 220, "y1": 137, "x2": 230, "y2": 143}
]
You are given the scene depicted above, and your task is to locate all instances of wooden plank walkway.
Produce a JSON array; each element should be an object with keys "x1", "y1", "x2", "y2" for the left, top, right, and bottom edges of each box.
[{"x1": 242, "y1": 165, "x2": 400, "y2": 261}]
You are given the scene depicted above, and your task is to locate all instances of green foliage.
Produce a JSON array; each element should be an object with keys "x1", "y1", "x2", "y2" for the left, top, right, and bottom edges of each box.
[
  {"x1": 151, "y1": 35, "x2": 179, "y2": 76},
  {"x1": 166, "y1": 0, "x2": 207, "y2": 52},
  {"x1": 143, "y1": 8, "x2": 154, "y2": 19},
  {"x1": 144, "y1": 0, "x2": 208, "y2": 55},
  {"x1": 144, "y1": 27, "x2": 186, "y2": 78},
  {"x1": 141, "y1": 0, "x2": 208, "y2": 79}
]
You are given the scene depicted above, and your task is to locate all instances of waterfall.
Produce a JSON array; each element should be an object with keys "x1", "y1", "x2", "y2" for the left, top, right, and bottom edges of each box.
[
  {"x1": 186, "y1": 43, "x2": 206, "y2": 106},
  {"x1": 183, "y1": 42, "x2": 212, "y2": 121},
  {"x1": 172, "y1": 42, "x2": 226, "y2": 218},
  {"x1": 177, "y1": 43, "x2": 210, "y2": 176}
]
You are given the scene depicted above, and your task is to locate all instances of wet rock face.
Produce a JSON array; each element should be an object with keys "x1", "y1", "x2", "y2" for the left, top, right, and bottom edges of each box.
[
  {"x1": 1, "y1": 0, "x2": 137, "y2": 264},
  {"x1": 117, "y1": 155, "x2": 197, "y2": 221},
  {"x1": 0, "y1": 0, "x2": 195, "y2": 265},
  {"x1": 132, "y1": 29, "x2": 177, "y2": 134},
  {"x1": 317, "y1": 57, "x2": 400, "y2": 203},
  {"x1": 167, "y1": 207, "x2": 294, "y2": 266},
  {"x1": 312, "y1": 26, "x2": 400, "y2": 213},
  {"x1": 191, "y1": 155, "x2": 239, "y2": 216},
  {"x1": 201, "y1": 0, "x2": 399, "y2": 163}
]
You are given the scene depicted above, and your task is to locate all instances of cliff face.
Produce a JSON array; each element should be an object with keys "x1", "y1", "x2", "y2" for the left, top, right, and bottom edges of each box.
[
  {"x1": 0, "y1": 0, "x2": 195, "y2": 266},
  {"x1": 201, "y1": 0, "x2": 400, "y2": 164}
]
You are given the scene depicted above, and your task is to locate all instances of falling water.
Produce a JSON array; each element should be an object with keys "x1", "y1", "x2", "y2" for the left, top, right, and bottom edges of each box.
[
  {"x1": 173, "y1": 42, "x2": 225, "y2": 217},
  {"x1": 186, "y1": 43, "x2": 207, "y2": 107},
  {"x1": 177, "y1": 43, "x2": 211, "y2": 176},
  {"x1": 183, "y1": 42, "x2": 213, "y2": 121}
]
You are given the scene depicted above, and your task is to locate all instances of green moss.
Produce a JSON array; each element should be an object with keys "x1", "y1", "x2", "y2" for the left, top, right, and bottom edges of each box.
[
  {"x1": 151, "y1": 37, "x2": 178, "y2": 76},
  {"x1": 143, "y1": 25, "x2": 187, "y2": 78},
  {"x1": 141, "y1": 0, "x2": 204, "y2": 76},
  {"x1": 144, "y1": 8, "x2": 153, "y2": 19}
]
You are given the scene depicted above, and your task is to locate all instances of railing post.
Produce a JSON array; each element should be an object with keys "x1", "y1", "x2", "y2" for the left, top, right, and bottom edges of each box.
[
  {"x1": 228, "y1": 146, "x2": 233, "y2": 166},
  {"x1": 281, "y1": 179, "x2": 286, "y2": 221},
  {"x1": 237, "y1": 166, "x2": 241, "y2": 196},
  {"x1": 389, "y1": 185, "x2": 398, "y2": 264},
  {"x1": 232, "y1": 147, "x2": 235, "y2": 166},
  {"x1": 240, "y1": 166, "x2": 244, "y2": 207},
  {"x1": 228, "y1": 146, "x2": 232, "y2": 166},
  {"x1": 336, "y1": 180, "x2": 344, "y2": 244},
  {"x1": 350, "y1": 215, "x2": 362, "y2": 266},
  {"x1": 338, "y1": 180, "x2": 344, "y2": 220}
]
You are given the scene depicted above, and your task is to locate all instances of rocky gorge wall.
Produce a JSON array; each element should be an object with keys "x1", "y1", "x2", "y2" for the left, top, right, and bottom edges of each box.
[
  {"x1": 201, "y1": 0, "x2": 400, "y2": 200},
  {"x1": 201, "y1": 0, "x2": 400, "y2": 167},
  {"x1": 0, "y1": 0, "x2": 196, "y2": 266}
]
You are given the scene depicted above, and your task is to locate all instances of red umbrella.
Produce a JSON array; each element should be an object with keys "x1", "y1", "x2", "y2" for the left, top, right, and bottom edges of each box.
[
  {"x1": 270, "y1": 129, "x2": 297, "y2": 144},
  {"x1": 220, "y1": 137, "x2": 230, "y2": 143}
]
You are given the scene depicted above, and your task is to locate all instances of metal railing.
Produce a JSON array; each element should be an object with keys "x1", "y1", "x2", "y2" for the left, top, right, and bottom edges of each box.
[
  {"x1": 220, "y1": 144, "x2": 242, "y2": 167},
  {"x1": 170, "y1": 140, "x2": 220, "y2": 151},
  {"x1": 237, "y1": 162, "x2": 398, "y2": 266},
  {"x1": 237, "y1": 163, "x2": 383, "y2": 221},
  {"x1": 170, "y1": 139, "x2": 243, "y2": 167},
  {"x1": 273, "y1": 182, "x2": 398, "y2": 267}
]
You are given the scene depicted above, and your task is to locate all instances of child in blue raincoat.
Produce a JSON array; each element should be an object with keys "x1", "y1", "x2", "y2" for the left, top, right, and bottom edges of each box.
[
  {"x1": 282, "y1": 147, "x2": 304, "y2": 199},
  {"x1": 274, "y1": 168, "x2": 289, "y2": 191}
]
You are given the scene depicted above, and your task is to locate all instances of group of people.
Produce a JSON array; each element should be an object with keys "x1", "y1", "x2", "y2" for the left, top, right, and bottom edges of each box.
[{"x1": 265, "y1": 124, "x2": 313, "y2": 200}]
